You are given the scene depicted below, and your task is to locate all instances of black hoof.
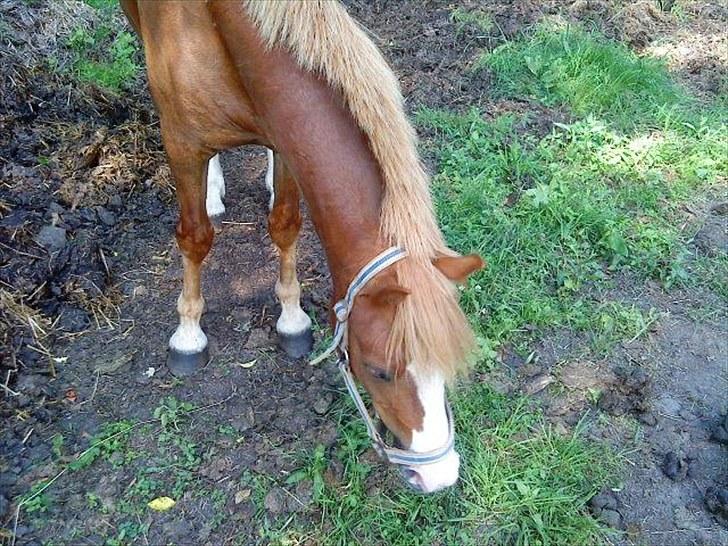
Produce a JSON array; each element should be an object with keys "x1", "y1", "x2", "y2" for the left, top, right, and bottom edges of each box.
[
  {"x1": 209, "y1": 213, "x2": 225, "y2": 231},
  {"x1": 167, "y1": 346, "x2": 209, "y2": 377},
  {"x1": 278, "y1": 329, "x2": 314, "y2": 359}
]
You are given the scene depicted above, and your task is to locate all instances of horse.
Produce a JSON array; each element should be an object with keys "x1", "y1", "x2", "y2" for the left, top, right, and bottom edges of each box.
[{"x1": 120, "y1": 0, "x2": 483, "y2": 494}]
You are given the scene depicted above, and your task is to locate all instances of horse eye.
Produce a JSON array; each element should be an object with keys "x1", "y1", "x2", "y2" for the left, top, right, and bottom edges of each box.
[{"x1": 367, "y1": 365, "x2": 392, "y2": 382}]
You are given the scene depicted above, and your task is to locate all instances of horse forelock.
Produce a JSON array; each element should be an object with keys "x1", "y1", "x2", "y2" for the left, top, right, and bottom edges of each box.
[
  {"x1": 387, "y1": 258, "x2": 474, "y2": 382},
  {"x1": 242, "y1": 1, "x2": 475, "y2": 377}
]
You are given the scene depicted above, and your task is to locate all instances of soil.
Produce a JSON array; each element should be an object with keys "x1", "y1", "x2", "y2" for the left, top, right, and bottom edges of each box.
[{"x1": 1, "y1": 1, "x2": 726, "y2": 545}]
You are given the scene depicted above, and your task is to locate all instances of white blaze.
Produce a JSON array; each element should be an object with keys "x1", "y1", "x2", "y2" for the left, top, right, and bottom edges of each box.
[{"x1": 407, "y1": 366, "x2": 460, "y2": 493}]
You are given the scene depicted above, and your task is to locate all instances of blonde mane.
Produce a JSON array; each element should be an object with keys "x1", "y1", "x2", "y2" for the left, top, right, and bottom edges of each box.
[{"x1": 243, "y1": 0, "x2": 474, "y2": 379}]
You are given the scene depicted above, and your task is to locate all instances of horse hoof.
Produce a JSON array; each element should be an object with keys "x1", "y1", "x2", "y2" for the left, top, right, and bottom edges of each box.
[
  {"x1": 278, "y1": 329, "x2": 314, "y2": 359},
  {"x1": 167, "y1": 346, "x2": 209, "y2": 376}
]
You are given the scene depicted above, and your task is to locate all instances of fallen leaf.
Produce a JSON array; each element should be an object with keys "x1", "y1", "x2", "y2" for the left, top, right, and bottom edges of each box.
[
  {"x1": 148, "y1": 496, "x2": 176, "y2": 511},
  {"x1": 236, "y1": 359, "x2": 257, "y2": 369},
  {"x1": 235, "y1": 489, "x2": 251, "y2": 504}
]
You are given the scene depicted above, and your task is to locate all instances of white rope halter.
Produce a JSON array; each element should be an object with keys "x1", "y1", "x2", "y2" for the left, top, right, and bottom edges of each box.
[{"x1": 310, "y1": 246, "x2": 456, "y2": 467}]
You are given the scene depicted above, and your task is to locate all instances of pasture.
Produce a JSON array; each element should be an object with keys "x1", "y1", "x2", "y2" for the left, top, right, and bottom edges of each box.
[{"x1": 1, "y1": 1, "x2": 726, "y2": 545}]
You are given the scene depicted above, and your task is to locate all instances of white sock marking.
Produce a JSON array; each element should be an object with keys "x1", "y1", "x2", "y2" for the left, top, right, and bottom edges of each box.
[
  {"x1": 276, "y1": 303, "x2": 312, "y2": 336},
  {"x1": 275, "y1": 279, "x2": 311, "y2": 336},
  {"x1": 169, "y1": 317, "x2": 208, "y2": 354},
  {"x1": 206, "y1": 154, "x2": 226, "y2": 217}
]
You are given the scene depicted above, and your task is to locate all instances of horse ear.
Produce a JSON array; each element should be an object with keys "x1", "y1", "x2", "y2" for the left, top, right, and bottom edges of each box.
[
  {"x1": 367, "y1": 285, "x2": 411, "y2": 307},
  {"x1": 433, "y1": 254, "x2": 485, "y2": 284}
]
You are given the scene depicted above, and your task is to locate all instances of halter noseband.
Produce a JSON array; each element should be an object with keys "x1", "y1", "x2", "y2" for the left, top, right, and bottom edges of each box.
[{"x1": 310, "y1": 246, "x2": 456, "y2": 468}]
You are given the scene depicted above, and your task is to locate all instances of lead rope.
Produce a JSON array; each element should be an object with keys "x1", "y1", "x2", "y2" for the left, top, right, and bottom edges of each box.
[{"x1": 309, "y1": 246, "x2": 456, "y2": 467}]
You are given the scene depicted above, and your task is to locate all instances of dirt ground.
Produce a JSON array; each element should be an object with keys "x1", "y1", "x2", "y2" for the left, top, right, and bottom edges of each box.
[{"x1": 1, "y1": 1, "x2": 726, "y2": 545}]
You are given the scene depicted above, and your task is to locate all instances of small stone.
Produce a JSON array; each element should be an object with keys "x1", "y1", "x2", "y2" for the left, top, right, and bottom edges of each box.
[
  {"x1": 552, "y1": 421, "x2": 569, "y2": 436},
  {"x1": 314, "y1": 421, "x2": 338, "y2": 447},
  {"x1": 637, "y1": 411, "x2": 657, "y2": 426},
  {"x1": 705, "y1": 487, "x2": 728, "y2": 520},
  {"x1": 662, "y1": 452, "x2": 689, "y2": 481},
  {"x1": 313, "y1": 393, "x2": 333, "y2": 415},
  {"x1": 48, "y1": 202, "x2": 65, "y2": 215},
  {"x1": 108, "y1": 451, "x2": 124, "y2": 467},
  {"x1": 288, "y1": 480, "x2": 314, "y2": 513},
  {"x1": 710, "y1": 202, "x2": 728, "y2": 216},
  {"x1": 588, "y1": 490, "x2": 625, "y2": 529},
  {"x1": 107, "y1": 194, "x2": 123, "y2": 209},
  {"x1": 233, "y1": 404, "x2": 255, "y2": 433},
  {"x1": 96, "y1": 207, "x2": 117, "y2": 226},
  {"x1": 558, "y1": 361, "x2": 606, "y2": 390},
  {"x1": 245, "y1": 328, "x2": 271, "y2": 349},
  {"x1": 161, "y1": 519, "x2": 193, "y2": 541},
  {"x1": 521, "y1": 373, "x2": 555, "y2": 396},
  {"x1": 598, "y1": 508, "x2": 624, "y2": 529},
  {"x1": 625, "y1": 368, "x2": 650, "y2": 390},
  {"x1": 36, "y1": 225, "x2": 67, "y2": 252},
  {"x1": 673, "y1": 506, "x2": 700, "y2": 530},
  {"x1": 589, "y1": 491, "x2": 618, "y2": 513},
  {"x1": 264, "y1": 487, "x2": 287, "y2": 515},
  {"x1": 654, "y1": 395, "x2": 682, "y2": 416},
  {"x1": 709, "y1": 414, "x2": 728, "y2": 445},
  {"x1": 57, "y1": 305, "x2": 90, "y2": 333}
]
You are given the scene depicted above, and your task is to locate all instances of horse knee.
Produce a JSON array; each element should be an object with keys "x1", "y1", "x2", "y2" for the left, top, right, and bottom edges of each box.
[
  {"x1": 268, "y1": 203, "x2": 302, "y2": 250},
  {"x1": 176, "y1": 218, "x2": 214, "y2": 262}
]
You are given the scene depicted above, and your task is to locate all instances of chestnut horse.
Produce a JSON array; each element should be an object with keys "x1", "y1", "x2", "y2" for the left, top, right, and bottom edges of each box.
[{"x1": 121, "y1": 0, "x2": 483, "y2": 493}]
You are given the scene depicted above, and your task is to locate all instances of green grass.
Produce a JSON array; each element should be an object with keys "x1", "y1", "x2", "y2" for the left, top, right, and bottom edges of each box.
[
  {"x1": 420, "y1": 105, "x2": 725, "y2": 349},
  {"x1": 451, "y1": 7, "x2": 494, "y2": 35},
  {"x1": 264, "y1": 387, "x2": 614, "y2": 546},
  {"x1": 481, "y1": 23, "x2": 681, "y2": 125},
  {"x1": 72, "y1": 30, "x2": 139, "y2": 91},
  {"x1": 62, "y1": 1, "x2": 140, "y2": 91}
]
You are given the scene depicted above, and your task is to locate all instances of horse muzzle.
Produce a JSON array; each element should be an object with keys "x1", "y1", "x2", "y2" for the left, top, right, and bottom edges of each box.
[{"x1": 401, "y1": 450, "x2": 461, "y2": 494}]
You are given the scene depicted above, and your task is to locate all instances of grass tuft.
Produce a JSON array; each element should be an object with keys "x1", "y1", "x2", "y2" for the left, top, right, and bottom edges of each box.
[
  {"x1": 481, "y1": 23, "x2": 680, "y2": 124},
  {"x1": 417, "y1": 100, "x2": 725, "y2": 349},
  {"x1": 264, "y1": 387, "x2": 614, "y2": 545},
  {"x1": 61, "y1": 0, "x2": 140, "y2": 92}
]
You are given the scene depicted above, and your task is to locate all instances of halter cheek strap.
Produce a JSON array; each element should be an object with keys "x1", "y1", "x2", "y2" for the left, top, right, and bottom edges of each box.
[
  {"x1": 309, "y1": 246, "x2": 408, "y2": 366},
  {"x1": 310, "y1": 246, "x2": 456, "y2": 467}
]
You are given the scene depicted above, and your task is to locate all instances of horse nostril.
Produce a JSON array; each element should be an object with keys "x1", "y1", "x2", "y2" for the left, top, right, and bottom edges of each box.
[{"x1": 401, "y1": 467, "x2": 425, "y2": 493}]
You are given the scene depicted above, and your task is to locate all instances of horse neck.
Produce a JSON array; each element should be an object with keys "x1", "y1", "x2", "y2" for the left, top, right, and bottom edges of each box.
[{"x1": 214, "y1": 9, "x2": 390, "y2": 297}]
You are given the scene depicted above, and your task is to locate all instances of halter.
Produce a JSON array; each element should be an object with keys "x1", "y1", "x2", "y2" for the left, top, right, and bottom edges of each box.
[{"x1": 310, "y1": 246, "x2": 456, "y2": 467}]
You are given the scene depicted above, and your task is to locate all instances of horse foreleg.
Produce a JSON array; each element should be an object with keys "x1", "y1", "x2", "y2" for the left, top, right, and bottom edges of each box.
[
  {"x1": 267, "y1": 152, "x2": 313, "y2": 358},
  {"x1": 166, "y1": 142, "x2": 215, "y2": 376}
]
